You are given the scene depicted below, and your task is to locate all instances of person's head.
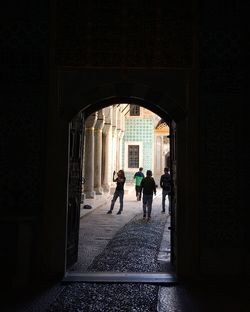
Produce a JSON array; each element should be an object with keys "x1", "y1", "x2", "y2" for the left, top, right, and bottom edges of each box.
[
  {"x1": 164, "y1": 167, "x2": 169, "y2": 174},
  {"x1": 146, "y1": 170, "x2": 152, "y2": 177},
  {"x1": 118, "y1": 170, "x2": 125, "y2": 178},
  {"x1": 139, "y1": 167, "x2": 143, "y2": 172}
]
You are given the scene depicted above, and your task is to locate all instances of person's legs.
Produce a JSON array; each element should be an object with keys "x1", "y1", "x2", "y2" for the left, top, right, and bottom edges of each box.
[
  {"x1": 142, "y1": 194, "x2": 147, "y2": 218},
  {"x1": 168, "y1": 193, "x2": 171, "y2": 215},
  {"x1": 136, "y1": 186, "x2": 141, "y2": 200},
  {"x1": 117, "y1": 190, "x2": 124, "y2": 214},
  {"x1": 107, "y1": 191, "x2": 118, "y2": 213},
  {"x1": 162, "y1": 190, "x2": 167, "y2": 212},
  {"x1": 147, "y1": 195, "x2": 153, "y2": 219},
  {"x1": 138, "y1": 186, "x2": 142, "y2": 201}
]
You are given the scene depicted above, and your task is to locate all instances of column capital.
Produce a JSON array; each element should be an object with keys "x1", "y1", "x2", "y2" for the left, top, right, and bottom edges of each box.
[
  {"x1": 119, "y1": 130, "x2": 125, "y2": 139},
  {"x1": 85, "y1": 112, "x2": 97, "y2": 128},
  {"x1": 103, "y1": 123, "x2": 112, "y2": 135},
  {"x1": 103, "y1": 106, "x2": 113, "y2": 125},
  {"x1": 95, "y1": 110, "x2": 105, "y2": 130},
  {"x1": 116, "y1": 128, "x2": 122, "y2": 138},
  {"x1": 112, "y1": 125, "x2": 117, "y2": 136}
]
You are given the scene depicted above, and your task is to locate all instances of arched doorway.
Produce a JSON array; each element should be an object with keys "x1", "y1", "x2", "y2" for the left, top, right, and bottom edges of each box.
[
  {"x1": 43, "y1": 70, "x2": 198, "y2": 284},
  {"x1": 62, "y1": 79, "x2": 186, "y2": 281},
  {"x1": 66, "y1": 102, "x2": 177, "y2": 280}
]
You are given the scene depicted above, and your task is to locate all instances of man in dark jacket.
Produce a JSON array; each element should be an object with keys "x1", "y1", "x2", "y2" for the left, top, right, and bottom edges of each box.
[
  {"x1": 160, "y1": 167, "x2": 171, "y2": 214},
  {"x1": 140, "y1": 170, "x2": 156, "y2": 221}
]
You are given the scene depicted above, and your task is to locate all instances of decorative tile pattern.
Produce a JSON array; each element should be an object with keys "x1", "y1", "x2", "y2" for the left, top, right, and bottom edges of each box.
[{"x1": 123, "y1": 118, "x2": 154, "y2": 181}]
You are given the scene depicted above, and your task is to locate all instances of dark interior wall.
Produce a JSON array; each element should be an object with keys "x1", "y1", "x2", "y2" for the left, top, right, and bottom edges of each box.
[
  {"x1": 50, "y1": 0, "x2": 250, "y2": 281},
  {"x1": 199, "y1": 1, "x2": 250, "y2": 276},
  {"x1": 1, "y1": 0, "x2": 249, "y2": 295},
  {"x1": 0, "y1": 1, "x2": 49, "y2": 290},
  {"x1": 46, "y1": 0, "x2": 200, "y2": 282},
  {"x1": 55, "y1": 1, "x2": 193, "y2": 68}
]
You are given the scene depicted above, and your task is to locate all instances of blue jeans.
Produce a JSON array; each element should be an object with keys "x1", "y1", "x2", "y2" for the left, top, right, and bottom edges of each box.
[
  {"x1": 142, "y1": 194, "x2": 153, "y2": 218},
  {"x1": 110, "y1": 190, "x2": 124, "y2": 211},
  {"x1": 162, "y1": 190, "x2": 171, "y2": 213}
]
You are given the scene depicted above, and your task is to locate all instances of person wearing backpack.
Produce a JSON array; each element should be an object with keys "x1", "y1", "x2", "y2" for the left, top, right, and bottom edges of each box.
[
  {"x1": 140, "y1": 170, "x2": 156, "y2": 221},
  {"x1": 133, "y1": 167, "x2": 144, "y2": 201},
  {"x1": 160, "y1": 167, "x2": 171, "y2": 214}
]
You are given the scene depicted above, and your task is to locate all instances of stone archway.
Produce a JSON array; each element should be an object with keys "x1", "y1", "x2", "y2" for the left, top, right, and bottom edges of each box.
[
  {"x1": 61, "y1": 80, "x2": 186, "y2": 123},
  {"x1": 43, "y1": 68, "x2": 198, "y2": 283}
]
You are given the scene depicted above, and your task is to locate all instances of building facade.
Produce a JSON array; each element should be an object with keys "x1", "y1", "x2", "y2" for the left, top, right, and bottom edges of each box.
[
  {"x1": 123, "y1": 105, "x2": 169, "y2": 184},
  {"x1": 82, "y1": 104, "x2": 168, "y2": 197}
]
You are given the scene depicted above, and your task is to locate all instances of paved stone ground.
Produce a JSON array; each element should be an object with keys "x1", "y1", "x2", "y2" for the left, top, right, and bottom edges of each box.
[
  {"x1": 70, "y1": 186, "x2": 169, "y2": 272},
  {"x1": 47, "y1": 192, "x2": 168, "y2": 311},
  {"x1": 6, "y1": 187, "x2": 250, "y2": 311},
  {"x1": 13, "y1": 188, "x2": 171, "y2": 312},
  {"x1": 41, "y1": 200, "x2": 250, "y2": 312},
  {"x1": 46, "y1": 283, "x2": 159, "y2": 312},
  {"x1": 87, "y1": 213, "x2": 167, "y2": 273},
  {"x1": 14, "y1": 284, "x2": 66, "y2": 312}
]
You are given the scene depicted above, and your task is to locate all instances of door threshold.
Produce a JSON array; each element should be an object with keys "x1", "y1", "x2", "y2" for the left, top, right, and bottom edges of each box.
[{"x1": 63, "y1": 272, "x2": 177, "y2": 284}]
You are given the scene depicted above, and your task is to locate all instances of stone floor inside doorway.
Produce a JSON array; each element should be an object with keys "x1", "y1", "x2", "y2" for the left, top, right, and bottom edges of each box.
[
  {"x1": 7, "y1": 186, "x2": 250, "y2": 311},
  {"x1": 70, "y1": 185, "x2": 172, "y2": 274}
]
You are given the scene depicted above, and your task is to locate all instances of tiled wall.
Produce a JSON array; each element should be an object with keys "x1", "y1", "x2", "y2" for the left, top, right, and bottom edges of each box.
[{"x1": 123, "y1": 117, "x2": 154, "y2": 182}]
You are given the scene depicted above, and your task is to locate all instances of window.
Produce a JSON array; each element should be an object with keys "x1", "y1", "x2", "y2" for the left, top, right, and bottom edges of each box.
[
  {"x1": 130, "y1": 105, "x2": 140, "y2": 116},
  {"x1": 128, "y1": 145, "x2": 139, "y2": 168},
  {"x1": 124, "y1": 141, "x2": 143, "y2": 171}
]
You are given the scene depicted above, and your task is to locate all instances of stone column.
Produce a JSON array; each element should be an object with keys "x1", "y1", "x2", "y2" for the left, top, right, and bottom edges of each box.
[
  {"x1": 116, "y1": 108, "x2": 122, "y2": 170},
  {"x1": 102, "y1": 107, "x2": 113, "y2": 192},
  {"x1": 94, "y1": 110, "x2": 105, "y2": 195},
  {"x1": 119, "y1": 130, "x2": 124, "y2": 169},
  {"x1": 119, "y1": 108, "x2": 125, "y2": 169},
  {"x1": 112, "y1": 106, "x2": 118, "y2": 173},
  {"x1": 84, "y1": 113, "x2": 97, "y2": 198},
  {"x1": 116, "y1": 130, "x2": 122, "y2": 170}
]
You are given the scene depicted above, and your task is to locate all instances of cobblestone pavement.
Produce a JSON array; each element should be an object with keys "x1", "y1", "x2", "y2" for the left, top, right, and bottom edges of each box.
[
  {"x1": 7, "y1": 186, "x2": 250, "y2": 311},
  {"x1": 70, "y1": 186, "x2": 169, "y2": 272},
  {"x1": 47, "y1": 283, "x2": 159, "y2": 312},
  {"x1": 47, "y1": 189, "x2": 169, "y2": 311},
  {"x1": 13, "y1": 187, "x2": 171, "y2": 312},
  {"x1": 87, "y1": 212, "x2": 168, "y2": 273},
  {"x1": 41, "y1": 192, "x2": 250, "y2": 312}
]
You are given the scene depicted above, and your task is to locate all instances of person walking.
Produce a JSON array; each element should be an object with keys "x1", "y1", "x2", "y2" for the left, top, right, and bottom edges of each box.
[
  {"x1": 160, "y1": 167, "x2": 171, "y2": 214},
  {"x1": 140, "y1": 170, "x2": 156, "y2": 221},
  {"x1": 133, "y1": 167, "x2": 144, "y2": 201},
  {"x1": 107, "y1": 170, "x2": 126, "y2": 215}
]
